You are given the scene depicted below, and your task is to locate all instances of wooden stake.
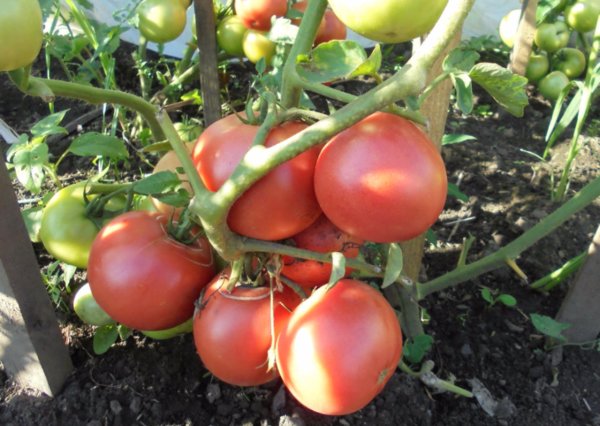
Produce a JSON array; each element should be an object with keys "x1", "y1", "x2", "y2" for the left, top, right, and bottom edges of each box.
[
  {"x1": 508, "y1": 0, "x2": 538, "y2": 76},
  {"x1": 0, "y1": 161, "x2": 73, "y2": 396}
]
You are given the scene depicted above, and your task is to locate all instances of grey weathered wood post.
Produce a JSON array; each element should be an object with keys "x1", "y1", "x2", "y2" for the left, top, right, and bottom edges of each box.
[
  {"x1": 508, "y1": 0, "x2": 538, "y2": 76},
  {"x1": 555, "y1": 225, "x2": 600, "y2": 343},
  {"x1": 0, "y1": 160, "x2": 73, "y2": 395}
]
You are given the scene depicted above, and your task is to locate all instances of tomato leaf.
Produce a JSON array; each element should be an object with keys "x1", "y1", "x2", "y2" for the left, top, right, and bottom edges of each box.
[
  {"x1": 402, "y1": 334, "x2": 434, "y2": 364},
  {"x1": 133, "y1": 171, "x2": 181, "y2": 195},
  {"x1": 451, "y1": 73, "x2": 474, "y2": 114},
  {"x1": 347, "y1": 44, "x2": 382, "y2": 79},
  {"x1": 325, "y1": 252, "x2": 346, "y2": 290},
  {"x1": 93, "y1": 324, "x2": 119, "y2": 355},
  {"x1": 12, "y1": 143, "x2": 49, "y2": 194},
  {"x1": 21, "y1": 205, "x2": 44, "y2": 243},
  {"x1": 530, "y1": 313, "x2": 571, "y2": 342},
  {"x1": 442, "y1": 133, "x2": 476, "y2": 146},
  {"x1": 443, "y1": 48, "x2": 480, "y2": 73},
  {"x1": 498, "y1": 294, "x2": 517, "y2": 307},
  {"x1": 296, "y1": 40, "x2": 368, "y2": 83},
  {"x1": 30, "y1": 110, "x2": 68, "y2": 139},
  {"x1": 480, "y1": 287, "x2": 494, "y2": 304},
  {"x1": 68, "y1": 132, "x2": 129, "y2": 160},
  {"x1": 536, "y1": 0, "x2": 564, "y2": 24},
  {"x1": 469, "y1": 63, "x2": 529, "y2": 117},
  {"x1": 382, "y1": 243, "x2": 403, "y2": 289}
]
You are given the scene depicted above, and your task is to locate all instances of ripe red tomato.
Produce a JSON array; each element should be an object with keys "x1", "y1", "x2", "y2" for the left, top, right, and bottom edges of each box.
[
  {"x1": 193, "y1": 270, "x2": 301, "y2": 386},
  {"x1": 235, "y1": 0, "x2": 288, "y2": 30},
  {"x1": 314, "y1": 112, "x2": 447, "y2": 243},
  {"x1": 281, "y1": 215, "x2": 363, "y2": 289},
  {"x1": 88, "y1": 211, "x2": 216, "y2": 331},
  {"x1": 192, "y1": 114, "x2": 322, "y2": 241},
  {"x1": 276, "y1": 279, "x2": 402, "y2": 415},
  {"x1": 291, "y1": 3, "x2": 347, "y2": 45}
]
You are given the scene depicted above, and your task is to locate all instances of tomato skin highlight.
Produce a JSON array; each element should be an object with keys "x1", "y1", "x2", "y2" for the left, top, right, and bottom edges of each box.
[
  {"x1": 276, "y1": 279, "x2": 402, "y2": 415},
  {"x1": 281, "y1": 215, "x2": 363, "y2": 289},
  {"x1": 234, "y1": 0, "x2": 288, "y2": 30},
  {"x1": 88, "y1": 211, "x2": 216, "y2": 331},
  {"x1": 192, "y1": 114, "x2": 322, "y2": 241},
  {"x1": 193, "y1": 270, "x2": 301, "y2": 386},
  {"x1": 327, "y1": 0, "x2": 448, "y2": 43},
  {"x1": 314, "y1": 112, "x2": 447, "y2": 243},
  {"x1": 0, "y1": 0, "x2": 43, "y2": 72}
]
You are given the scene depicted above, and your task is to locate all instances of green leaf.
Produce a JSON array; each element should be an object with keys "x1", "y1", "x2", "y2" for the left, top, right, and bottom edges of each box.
[
  {"x1": 403, "y1": 334, "x2": 434, "y2": 364},
  {"x1": 68, "y1": 132, "x2": 129, "y2": 160},
  {"x1": 537, "y1": 0, "x2": 565, "y2": 24},
  {"x1": 530, "y1": 313, "x2": 571, "y2": 342},
  {"x1": 269, "y1": 17, "x2": 298, "y2": 44},
  {"x1": 133, "y1": 171, "x2": 182, "y2": 195},
  {"x1": 326, "y1": 252, "x2": 346, "y2": 290},
  {"x1": 117, "y1": 324, "x2": 131, "y2": 340},
  {"x1": 442, "y1": 133, "x2": 477, "y2": 146},
  {"x1": 296, "y1": 40, "x2": 368, "y2": 84},
  {"x1": 30, "y1": 111, "x2": 68, "y2": 139},
  {"x1": 451, "y1": 73, "x2": 474, "y2": 114},
  {"x1": 347, "y1": 44, "x2": 382, "y2": 79},
  {"x1": 447, "y1": 183, "x2": 469, "y2": 202},
  {"x1": 498, "y1": 294, "x2": 517, "y2": 307},
  {"x1": 12, "y1": 144, "x2": 49, "y2": 194},
  {"x1": 425, "y1": 229, "x2": 438, "y2": 246},
  {"x1": 382, "y1": 243, "x2": 403, "y2": 289},
  {"x1": 181, "y1": 89, "x2": 203, "y2": 106},
  {"x1": 443, "y1": 48, "x2": 480, "y2": 73},
  {"x1": 21, "y1": 205, "x2": 44, "y2": 242},
  {"x1": 469, "y1": 63, "x2": 529, "y2": 117},
  {"x1": 151, "y1": 189, "x2": 191, "y2": 208},
  {"x1": 480, "y1": 287, "x2": 494, "y2": 304},
  {"x1": 93, "y1": 324, "x2": 119, "y2": 355}
]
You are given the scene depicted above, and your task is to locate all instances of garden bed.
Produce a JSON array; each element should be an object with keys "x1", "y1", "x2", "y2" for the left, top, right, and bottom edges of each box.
[{"x1": 1, "y1": 42, "x2": 600, "y2": 425}]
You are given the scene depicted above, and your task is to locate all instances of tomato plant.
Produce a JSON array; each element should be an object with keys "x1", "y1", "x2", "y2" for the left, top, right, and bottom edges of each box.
[
  {"x1": 552, "y1": 47, "x2": 587, "y2": 79},
  {"x1": 281, "y1": 215, "x2": 364, "y2": 289},
  {"x1": 276, "y1": 279, "x2": 403, "y2": 415},
  {"x1": 292, "y1": 2, "x2": 347, "y2": 45},
  {"x1": 88, "y1": 211, "x2": 216, "y2": 331},
  {"x1": 192, "y1": 114, "x2": 322, "y2": 241},
  {"x1": 193, "y1": 270, "x2": 301, "y2": 386},
  {"x1": 151, "y1": 146, "x2": 193, "y2": 217},
  {"x1": 39, "y1": 183, "x2": 125, "y2": 269},
  {"x1": 534, "y1": 21, "x2": 570, "y2": 53},
  {"x1": 216, "y1": 15, "x2": 248, "y2": 57},
  {"x1": 327, "y1": 0, "x2": 448, "y2": 43},
  {"x1": 242, "y1": 29, "x2": 277, "y2": 64},
  {"x1": 0, "y1": 0, "x2": 43, "y2": 72},
  {"x1": 234, "y1": 0, "x2": 288, "y2": 30},
  {"x1": 137, "y1": 0, "x2": 188, "y2": 43},
  {"x1": 72, "y1": 283, "x2": 115, "y2": 326},
  {"x1": 538, "y1": 70, "x2": 570, "y2": 101},
  {"x1": 314, "y1": 112, "x2": 447, "y2": 243},
  {"x1": 565, "y1": 0, "x2": 600, "y2": 33}
]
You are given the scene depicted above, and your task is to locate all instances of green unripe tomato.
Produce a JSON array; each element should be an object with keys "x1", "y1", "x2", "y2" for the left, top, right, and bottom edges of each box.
[
  {"x1": 538, "y1": 70, "x2": 570, "y2": 102},
  {"x1": 73, "y1": 283, "x2": 115, "y2": 326},
  {"x1": 525, "y1": 52, "x2": 550, "y2": 83},
  {"x1": 0, "y1": 0, "x2": 43, "y2": 72},
  {"x1": 499, "y1": 9, "x2": 522, "y2": 48},
  {"x1": 137, "y1": 0, "x2": 187, "y2": 43},
  {"x1": 242, "y1": 29, "x2": 276, "y2": 65},
  {"x1": 534, "y1": 21, "x2": 570, "y2": 53},
  {"x1": 328, "y1": 0, "x2": 448, "y2": 44},
  {"x1": 565, "y1": 0, "x2": 600, "y2": 33},
  {"x1": 141, "y1": 317, "x2": 194, "y2": 339},
  {"x1": 552, "y1": 47, "x2": 586, "y2": 79},
  {"x1": 217, "y1": 15, "x2": 248, "y2": 57}
]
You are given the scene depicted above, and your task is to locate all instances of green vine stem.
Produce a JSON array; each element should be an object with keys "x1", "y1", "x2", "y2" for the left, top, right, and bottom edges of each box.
[
  {"x1": 15, "y1": 77, "x2": 165, "y2": 140},
  {"x1": 418, "y1": 175, "x2": 600, "y2": 299},
  {"x1": 399, "y1": 360, "x2": 473, "y2": 398}
]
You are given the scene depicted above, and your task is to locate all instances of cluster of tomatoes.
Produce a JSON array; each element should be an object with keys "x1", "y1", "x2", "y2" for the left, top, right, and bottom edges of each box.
[
  {"x1": 216, "y1": 0, "x2": 347, "y2": 64},
  {"x1": 499, "y1": 0, "x2": 599, "y2": 102},
  {"x1": 50, "y1": 110, "x2": 448, "y2": 415}
]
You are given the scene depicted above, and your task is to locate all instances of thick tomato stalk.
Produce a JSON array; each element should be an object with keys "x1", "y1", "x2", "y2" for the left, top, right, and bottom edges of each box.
[
  {"x1": 281, "y1": 215, "x2": 364, "y2": 290},
  {"x1": 314, "y1": 112, "x2": 447, "y2": 243},
  {"x1": 291, "y1": 2, "x2": 347, "y2": 45},
  {"x1": 193, "y1": 270, "x2": 301, "y2": 386},
  {"x1": 192, "y1": 114, "x2": 322, "y2": 241},
  {"x1": 276, "y1": 279, "x2": 403, "y2": 415},
  {"x1": 88, "y1": 211, "x2": 216, "y2": 331}
]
